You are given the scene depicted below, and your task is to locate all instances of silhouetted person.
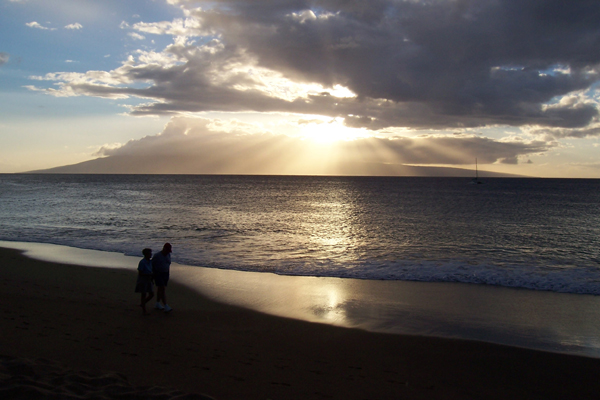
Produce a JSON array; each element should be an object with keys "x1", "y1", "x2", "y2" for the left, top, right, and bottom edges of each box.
[
  {"x1": 135, "y1": 248, "x2": 154, "y2": 315},
  {"x1": 152, "y1": 243, "x2": 173, "y2": 312}
]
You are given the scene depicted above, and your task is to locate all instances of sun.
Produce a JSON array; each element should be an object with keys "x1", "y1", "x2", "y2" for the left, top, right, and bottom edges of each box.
[{"x1": 300, "y1": 118, "x2": 366, "y2": 144}]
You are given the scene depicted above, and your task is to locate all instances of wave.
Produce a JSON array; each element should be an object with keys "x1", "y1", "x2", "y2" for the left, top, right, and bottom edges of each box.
[{"x1": 3, "y1": 235, "x2": 599, "y2": 296}]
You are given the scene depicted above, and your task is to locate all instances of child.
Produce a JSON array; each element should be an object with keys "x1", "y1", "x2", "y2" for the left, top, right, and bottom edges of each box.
[{"x1": 135, "y1": 248, "x2": 154, "y2": 314}]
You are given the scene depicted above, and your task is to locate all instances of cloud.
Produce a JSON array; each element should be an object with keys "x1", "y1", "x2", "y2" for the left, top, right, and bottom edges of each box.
[
  {"x1": 131, "y1": 18, "x2": 202, "y2": 36},
  {"x1": 64, "y1": 23, "x2": 83, "y2": 30},
  {"x1": 128, "y1": 32, "x2": 146, "y2": 40},
  {"x1": 0, "y1": 53, "x2": 9, "y2": 66},
  {"x1": 528, "y1": 124, "x2": 600, "y2": 139},
  {"x1": 28, "y1": 0, "x2": 600, "y2": 137},
  {"x1": 26, "y1": 21, "x2": 55, "y2": 30},
  {"x1": 93, "y1": 117, "x2": 552, "y2": 175}
]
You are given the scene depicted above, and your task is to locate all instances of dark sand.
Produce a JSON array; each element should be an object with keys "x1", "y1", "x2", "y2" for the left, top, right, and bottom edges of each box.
[{"x1": 1, "y1": 247, "x2": 599, "y2": 399}]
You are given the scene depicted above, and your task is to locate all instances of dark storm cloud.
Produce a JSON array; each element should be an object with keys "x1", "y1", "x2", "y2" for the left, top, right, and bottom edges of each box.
[
  {"x1": 38, "y1": 0, "x2": 600, "y2": 132},
  {"x1": 174, "y1": 0, "x2": 600, "y2": 128}
]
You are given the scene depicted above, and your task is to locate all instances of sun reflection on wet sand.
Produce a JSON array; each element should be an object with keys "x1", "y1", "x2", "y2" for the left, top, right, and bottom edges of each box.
[
  {"x1": 179, "y1": 264, "x2": 355, "y2": 327},
  {"x1": 176, "y1": 262, "x2": 600, "y2": 357},
  {"x1": 306, "y1": 282, "x2": 348, "y2": 324}
]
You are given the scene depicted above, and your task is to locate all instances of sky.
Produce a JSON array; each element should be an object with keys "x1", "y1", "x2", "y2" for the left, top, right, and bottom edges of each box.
[{"x1": 1, "y1": 0, "x2": 600, "y2": 177}]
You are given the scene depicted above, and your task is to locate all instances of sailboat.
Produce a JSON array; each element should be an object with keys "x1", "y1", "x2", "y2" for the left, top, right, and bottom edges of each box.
[{"x1": 470, "y1": 158, "x2": 483, "y2": 184}]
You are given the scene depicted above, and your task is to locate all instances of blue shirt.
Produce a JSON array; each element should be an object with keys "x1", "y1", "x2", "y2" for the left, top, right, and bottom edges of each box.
[
  {"x1": 152, "y1": 251, "x2": 171, "y2": 273},
  {"x1": 138, "y1": 258, "x2": 153, "y2": 275}
]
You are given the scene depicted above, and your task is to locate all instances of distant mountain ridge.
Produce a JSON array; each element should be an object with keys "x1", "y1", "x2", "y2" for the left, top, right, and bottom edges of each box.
[{"x1": 26, "y1": 155, "x2": 521, "y2": 177}]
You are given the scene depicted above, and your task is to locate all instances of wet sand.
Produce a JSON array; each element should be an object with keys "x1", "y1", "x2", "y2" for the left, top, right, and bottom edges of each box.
[{"x1": 1, "y1": 247, "x2": 600, "y2": 399}]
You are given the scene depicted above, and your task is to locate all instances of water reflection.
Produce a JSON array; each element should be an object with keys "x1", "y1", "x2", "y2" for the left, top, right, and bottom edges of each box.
[
  {"x1": 306, "y1": 281, "x2": 348, "y2": 324},
  {"x1": 301, "y1": 179, "x2": 369, "y2": 268}
]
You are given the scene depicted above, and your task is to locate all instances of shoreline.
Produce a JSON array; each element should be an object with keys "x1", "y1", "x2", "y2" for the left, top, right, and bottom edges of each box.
[
  {"x1": 2, "y1": 240, "x2": 600, "y2": 358},
  {"x1": 2, "y1": 246, "x2": 600, "y2": 399}
]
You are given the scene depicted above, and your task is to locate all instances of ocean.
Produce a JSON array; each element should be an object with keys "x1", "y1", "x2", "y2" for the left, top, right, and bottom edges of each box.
[{"x1": 1, "y1": 174, "x2": 599, "y2": 295}]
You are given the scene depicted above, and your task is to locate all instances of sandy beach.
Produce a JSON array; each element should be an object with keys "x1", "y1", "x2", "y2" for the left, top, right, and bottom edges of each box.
[{"x1": 2, "y1": 247, "x2": 600, "y2": 399}]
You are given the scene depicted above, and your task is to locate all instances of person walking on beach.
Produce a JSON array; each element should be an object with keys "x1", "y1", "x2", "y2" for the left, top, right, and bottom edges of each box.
[
  {"x1": 152, "y1": 243, "x2": 173, "y2": 312},
  {"x1": 135, "y1": 248, "x2": 155, "y2": 315}
]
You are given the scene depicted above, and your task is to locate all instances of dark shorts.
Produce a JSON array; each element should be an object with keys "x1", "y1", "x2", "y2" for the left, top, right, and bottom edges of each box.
[
  {"x1": 135, "y1": 275, "x2": 154, "y2": 293},
  {"x1": 154, "y1": 272, "x2": 170, "y2": 287}
]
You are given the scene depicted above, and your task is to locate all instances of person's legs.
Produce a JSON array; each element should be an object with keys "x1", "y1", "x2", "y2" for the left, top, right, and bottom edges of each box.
[
  {"x1": 144, "y1": 291, "x2": 154, "y2": 305},
  {"x1": 154, "y1": 274, "x2": 171, "y2": 312},
  {"x1": 161, "y1": 288, "x2": 172, "y2": 312},
  {"x1": 140, "y1": 293, "x2": 149, "y2": 314},
  {"x1": 155, "y1": 286, "x2": 165, "y2": 309}
]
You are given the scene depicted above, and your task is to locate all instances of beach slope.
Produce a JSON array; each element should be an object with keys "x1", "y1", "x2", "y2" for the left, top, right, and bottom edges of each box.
[{"x1": 1, "y1": 247, "x2": 599, "y2": 399}]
